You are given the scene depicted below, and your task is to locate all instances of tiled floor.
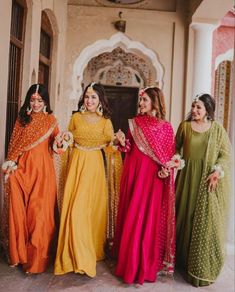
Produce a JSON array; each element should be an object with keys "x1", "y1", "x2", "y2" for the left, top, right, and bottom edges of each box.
[{"x1": 0, "y1": 256, "x2": 234, "y2": 292}]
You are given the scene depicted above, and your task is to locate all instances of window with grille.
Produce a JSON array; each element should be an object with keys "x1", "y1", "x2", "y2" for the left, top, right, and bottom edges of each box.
[
  {"x1": 38, "y1": 11, "x2": 53, "y2": 93},
  {"x1": 5, "y1": 0, "x2": 26, "y2": 156}
]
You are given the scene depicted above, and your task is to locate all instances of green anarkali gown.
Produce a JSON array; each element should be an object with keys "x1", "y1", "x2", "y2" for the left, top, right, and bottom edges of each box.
[{"x1": 175, "y1": 121, "x2": 231, "y2": 287}]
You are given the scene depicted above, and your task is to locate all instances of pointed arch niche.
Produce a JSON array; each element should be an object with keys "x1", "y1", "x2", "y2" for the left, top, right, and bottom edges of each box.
[{"x1": 70, "y1": 33, "x2": 164, "y2": 99}]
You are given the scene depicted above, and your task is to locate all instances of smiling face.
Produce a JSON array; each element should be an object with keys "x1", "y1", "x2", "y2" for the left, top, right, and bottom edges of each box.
[
  {"x1": 30, "y1": 93, "x2": 45, "y2": 113},
  {"x1": 84, "y1": 88, "x2": 100, "y2": 113},
  {"x1": 191, "y1": 100, "x2": 207, "y2": 122},
  {"x1": 139, "y1": 92, "x2": 153, "y2": 115}
]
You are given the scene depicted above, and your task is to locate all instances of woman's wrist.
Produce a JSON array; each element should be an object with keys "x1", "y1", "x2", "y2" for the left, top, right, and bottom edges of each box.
[
  {"x1": 166, "y1": 154, "x2": 185, "y2": 170},
  {"x1": 2, "y1": 160, "x2": 17, "y2": 173},
  {"x1": 117, "y1": 139, "x2": 131, "y2": 152},
  {"x1": 158, "y1": 167, "x2": 170, "y2": 178},
  {"x1": 211, "y1": 164, "x2": 224, "y2": 178},
  {"x1": 53, "y1": 131, "x2": 74, "y2": 154}
]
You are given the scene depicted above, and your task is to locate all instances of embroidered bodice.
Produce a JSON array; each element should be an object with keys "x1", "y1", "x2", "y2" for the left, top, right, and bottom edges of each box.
[{"x1": 68, "y1": 112, "x2": 114, "y2": 147}]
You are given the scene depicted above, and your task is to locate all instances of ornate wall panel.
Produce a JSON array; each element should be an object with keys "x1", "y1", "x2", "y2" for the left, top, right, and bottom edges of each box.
[
  {"x1": 214, "y1": 60, "x2": 233, "y2": 131},
  {"x1": 84, "y1": 47, "x2": 154, "y2": 88}
]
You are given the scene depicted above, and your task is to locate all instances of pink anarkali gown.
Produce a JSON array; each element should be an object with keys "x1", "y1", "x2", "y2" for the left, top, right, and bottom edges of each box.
[{"x1": 113, "y1": 115, "x2": 176, "y2": 284}]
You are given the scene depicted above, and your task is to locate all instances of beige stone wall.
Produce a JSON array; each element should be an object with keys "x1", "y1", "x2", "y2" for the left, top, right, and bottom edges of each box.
[{"x1": 63, "y1": 5, "x2": 186, "y2": 131}]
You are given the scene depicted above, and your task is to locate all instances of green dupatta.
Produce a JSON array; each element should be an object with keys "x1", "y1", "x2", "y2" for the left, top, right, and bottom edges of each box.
[{"x1": 188, "y1": 121, "x2": 232, "y2": 283}]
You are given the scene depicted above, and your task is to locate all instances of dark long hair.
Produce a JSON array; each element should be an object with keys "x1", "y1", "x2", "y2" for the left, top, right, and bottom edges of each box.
[
  {"x1": 19, "y1": 84, "x2": 53, "y2": 126},
  {"x1": 186, "y1": 93, "x2": 215, "y2": 121},
  {"x1": 144, "y1": 87, "x2": 166, "y2": 120},
  {"x1": 74, "y1": 83, "x2": 111, "y2": 119}
]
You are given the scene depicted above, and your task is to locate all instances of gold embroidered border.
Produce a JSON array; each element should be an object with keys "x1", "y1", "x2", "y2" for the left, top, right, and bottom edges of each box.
[
  {"x1": 74, "y1": 142, "x2": 107, "y2": 151},
  {"x1": 188, "y1": 271, "x2": 217, "y2": 283},
  {"x1": 24, "y1": 121, "x2": 58, "y2": 152},
  {"x1": 129, "y1": 119, "x2": 162, "y2": 165}
]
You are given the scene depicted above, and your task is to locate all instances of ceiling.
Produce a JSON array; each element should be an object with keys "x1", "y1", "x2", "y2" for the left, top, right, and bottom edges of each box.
[{"x1": 68, "y1": 0, "x2": 178, "y2": 12}]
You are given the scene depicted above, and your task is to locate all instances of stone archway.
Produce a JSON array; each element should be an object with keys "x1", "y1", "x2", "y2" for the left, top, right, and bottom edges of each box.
[
  {"x1": 83, "y1": 47, "x2": 154, "y2": 88},
  {"x1": 70, "y1": 32, "x2": 164, "y2": 99}
]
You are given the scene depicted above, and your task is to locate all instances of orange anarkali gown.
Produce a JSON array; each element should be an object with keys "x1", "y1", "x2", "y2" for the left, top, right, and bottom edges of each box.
[{"x1": 2, "y1": 112, "x2": 59, "y2": 273}]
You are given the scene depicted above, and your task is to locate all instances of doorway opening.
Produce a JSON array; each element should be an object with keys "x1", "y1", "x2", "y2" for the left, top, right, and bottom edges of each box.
[{"x1": 103, "y1": 85, "x2": 139, "y2": 134}]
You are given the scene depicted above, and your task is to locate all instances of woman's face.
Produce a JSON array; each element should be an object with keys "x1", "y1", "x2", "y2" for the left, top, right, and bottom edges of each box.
[
  {"x1": 191, "y1": 100, "x2": 207, "y2": 121},
  {"x1": 139, "y1": 93, "x2": 153, "y2": 115},
  {"x1": 30, "y1": 93, "x2": 45, "y2": 113},
  {"x1": 84, "y1": 89, "x2": 100, "y2": 113}
]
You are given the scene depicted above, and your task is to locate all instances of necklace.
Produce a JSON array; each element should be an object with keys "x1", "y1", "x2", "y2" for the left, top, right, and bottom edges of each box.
[
  {"x1": 191, "y1": 120, "x2": 211, "y2": 133},
  {"x1": 82, "y1": 112, "x2": 102, "y2": 124}
]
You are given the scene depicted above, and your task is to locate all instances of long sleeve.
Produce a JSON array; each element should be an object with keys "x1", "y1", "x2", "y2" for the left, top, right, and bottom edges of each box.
[
  {"x1": 68, "y1": 115, "x2": 76, "y2": 133},
  {"x1": 175, "y1": 122, "x2": 185, "y2": 155},
  {"x1": 103, "y1": 119, "x2": 115, "y2": 144}
]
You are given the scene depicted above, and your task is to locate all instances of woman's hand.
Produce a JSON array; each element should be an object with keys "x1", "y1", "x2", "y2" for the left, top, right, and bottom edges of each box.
[
  {"x1": 2, "y1": 160, "x2": 17, "y2": 180},
  {"x1": 53, "y1": 131, "x2": 73, "y2": 154},
  {"x1": 115, "y1": 129, "x2": 126, "y2": 146},
  {"x1": 62, "y1": 132, "x2": 70, "y2": 142},
  {"x1": 158, "y1": 166, "x2": 170, "y2": 179},
  {"x1": 6, "y1": 165, "x2": 15, "y2": 175},
  {"x1": 166, "y1": 154, "x2": 185, "y2": 170},
  {"x1": 206, "y1": 170, "x2": 220, "y2": 192}
]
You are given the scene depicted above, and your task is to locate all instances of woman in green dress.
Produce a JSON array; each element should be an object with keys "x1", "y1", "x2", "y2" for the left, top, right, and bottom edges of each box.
[{"x1": 175, "y1": 93, "x2": 231, "y2": 287}]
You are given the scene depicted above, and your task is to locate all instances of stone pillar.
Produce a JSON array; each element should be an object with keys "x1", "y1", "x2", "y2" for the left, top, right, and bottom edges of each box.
[{"x1": 191, "y1": 23, "x2": 217, "y2": 97}]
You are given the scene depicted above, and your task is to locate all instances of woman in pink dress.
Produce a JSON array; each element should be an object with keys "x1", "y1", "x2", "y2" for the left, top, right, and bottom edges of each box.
[{"x1": 113, "y1": 87, "x2": 180, "y2": 285}]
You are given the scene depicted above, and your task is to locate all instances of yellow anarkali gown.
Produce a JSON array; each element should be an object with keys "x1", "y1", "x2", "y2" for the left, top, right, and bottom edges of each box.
[{"x1": 54, "y1": 112, "x2": 121, "y2": 277}]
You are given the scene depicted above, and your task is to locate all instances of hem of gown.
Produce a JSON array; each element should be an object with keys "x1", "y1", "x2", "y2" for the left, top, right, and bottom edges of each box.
[
  {"x1": 187, "y1": 273, "x2": 214, "y2": 287},
  {"x1": 22, "y1": 259, "x2": 50, "y2": 274},
  {"x1": 54, "y1": 255, "x2": 105, "y2": 277},
  {"x1": 54, "y1": 267, "x2": 96, "y2": 278},
  {"x1": 10, "y1": 256, "x2": 50, "y2": 274},
  {"x1": 115, "y1": 271, "x2": 157, "y2": 285},
  {"x1": 176, "y1": 266, "x2": 214, "y2": 287}
]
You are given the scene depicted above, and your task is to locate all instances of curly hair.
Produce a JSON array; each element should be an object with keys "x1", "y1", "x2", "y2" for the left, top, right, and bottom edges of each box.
[
  {"x1": 74, "y1": 83, "x2": 111, "y2": 119},
  {"x1": 19, "y1": 84, "x2": 53, "y2": 126}
]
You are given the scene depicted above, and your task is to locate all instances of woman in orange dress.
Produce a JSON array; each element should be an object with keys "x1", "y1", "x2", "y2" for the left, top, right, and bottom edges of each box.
[{"x1": 2, "y1": 84, "x2": 59, "y2": 274}]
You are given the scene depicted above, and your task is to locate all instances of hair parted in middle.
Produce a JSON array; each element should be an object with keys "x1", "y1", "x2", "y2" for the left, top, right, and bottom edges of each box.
[
  {"x1": 74, "y1": 83, "x2": 111, "y2": 119},
  {"x1": 141, "y1": 87, "x2": 166, "y2": 120},
  {"x1": 186, "y1": 93, "x2": 216, "y2": 121},
  {"x1": 19, "y1": 83, "x2": 52, "y2": 126}
]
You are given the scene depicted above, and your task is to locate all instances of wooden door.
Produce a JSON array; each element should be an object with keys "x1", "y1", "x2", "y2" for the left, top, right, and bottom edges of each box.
[{"x1": 103, "y1": 85, "x2": 139, "y2": 134}]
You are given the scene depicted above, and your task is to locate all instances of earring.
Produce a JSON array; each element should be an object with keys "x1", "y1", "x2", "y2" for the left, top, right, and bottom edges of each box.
[
  {"x1": 79, "y1": 104, "x2": 87, "y2": 114},
  {"x1": 96, "y1": 103, "x2": 103, "y2": 116},
  {"x1": 26, "y1": 107, "x2": 32, "y2": 116},
  {"x1": 43, "y1": 105, "x2": 48, "y2": 115},
  {"x1": 151, "y1": 109, "x2": 157, "y2": 117},
  {"x1": 204, "y1": 115, "x2": 208, "y2": 122}
]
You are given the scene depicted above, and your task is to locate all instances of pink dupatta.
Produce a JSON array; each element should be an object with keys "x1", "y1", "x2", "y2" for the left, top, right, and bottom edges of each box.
[{"x1": 129, "y1": 114, "x2": 176, "y2": 273}]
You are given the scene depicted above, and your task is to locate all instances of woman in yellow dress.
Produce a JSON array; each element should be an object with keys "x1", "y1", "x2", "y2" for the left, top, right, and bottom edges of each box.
[{"x1": 54, "y1": 83, "x2": 122, "y2": 277}]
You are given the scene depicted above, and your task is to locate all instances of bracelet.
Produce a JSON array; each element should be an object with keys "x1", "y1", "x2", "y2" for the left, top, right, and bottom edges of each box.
[
  {"x1": 166, "y1": 154, "x2": 185, "y2": 170},
  {"x1": 2, "y1": 160, "x2": 17, "y2": 172},
  {"x1": 211, "y1": 164, "x2": 224, "y2": 178},
  {"x1": 53, "y1": 131, "x2": 74, "y2": 154},
  {"x1": 158, "y1": 169, "x2": 170, "y2": 179}
]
